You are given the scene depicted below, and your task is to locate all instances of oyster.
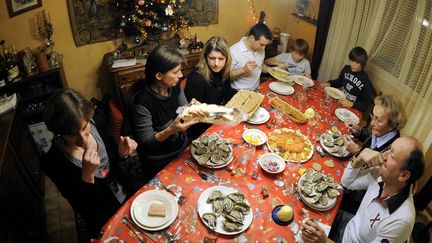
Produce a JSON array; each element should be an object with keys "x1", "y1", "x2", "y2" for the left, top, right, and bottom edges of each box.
[
  {"x1": 315, "y1": 181, "x2": 328, "y2": 192},
  {"x1": 223, "y1": 213, "x2": 243, "y2": 224},
  {"x1": 334, "y1": 138, "x2": 344, "y2": 146},
  {"x1": 210, "y1": 153, "x2": 222, "y2": 164},
  {"x1": 310, "y1": 192, "x2": 322, "y2": 204},
  {"x1": 192, "y1": 139, "x2": 204, "y2": 149},
  {"x1": 327, "y1": 188, "x2": 339, "y2": 199},
  {"x1": 313, "y1": 171, "x2": 324, "y2": 182},
  {"x1": 229, "y1": 209, "x2": 244, "y2": 222},
  {"x1": 196, "y1": 146, "x2": 210, "y2": 155},
  {"x1": 332, "y1": 130, "x2": 342, "y2": 139},
  {"x1": 202, "y1": 213, "x2": 217, "y2": 229},
  {"x1": 196, "y1": 153, "x2": 211, "y2": 165},
  {"x1": 212, "y1": 199, "x2": 224, "y2": 216},
  {"x1": 208, "y1": 139, "x2": 217, "y2": 151},
  {"x1": 227, "y1": 193, "x2": 245, "y2": 203},
  {"x1": 191, "y1": 134, "x2": 233, "y2": 167},
  {"x1": 233, "y1": 202, "x2": 250, "y2": 215},
  {"x1": 303, "y1": 169, "x2": 315, "y2": 181},
  {"x1": 223, "y1": 197, "x2": 234, "y2": 213},
  {"x1": 320, "y1": 192, "x2": 329, "y2": 206},
  {"x1": 223, "y1": 220, "x2": 243, "y2": 232},
  {"x1": 207, "y1": 190, "x2": 223, "y2": 203},
  {"x1": 200, "y1": 135, "x2": 210, "y2": 145}
]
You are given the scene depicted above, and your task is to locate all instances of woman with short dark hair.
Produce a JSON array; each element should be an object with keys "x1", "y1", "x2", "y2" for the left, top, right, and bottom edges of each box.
[
  {"x1": 132, "y1": 45, "x2": 197, "y2": 180},
  {"x1": 42, "y1": 89, "x2": 137, "y2": 237}
]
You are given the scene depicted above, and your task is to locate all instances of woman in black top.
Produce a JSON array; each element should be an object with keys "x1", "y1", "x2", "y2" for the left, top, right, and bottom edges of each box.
[
  {"x1": 184, "y1": 36, "x2": 236, "y2": 138},
  {"x1": 132, "y1": 45, "x2": 197, "y2": 180},
  {"x1": 42, "y1": 89, "x2": 137, "y2": 237}
]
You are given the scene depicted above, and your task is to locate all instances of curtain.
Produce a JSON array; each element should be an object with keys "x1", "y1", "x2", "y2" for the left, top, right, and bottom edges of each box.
[
  {"x1": 318, "y1": 0, "x2": 432, "y2": 148},
  {"x1": 310, "y1": 0, "x2": 336, "y2": 80}
]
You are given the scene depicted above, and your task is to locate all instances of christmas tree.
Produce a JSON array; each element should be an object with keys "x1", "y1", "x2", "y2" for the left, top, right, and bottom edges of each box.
[{"x1": 116, "y1": 0, "x2": 190, "y2": 39}]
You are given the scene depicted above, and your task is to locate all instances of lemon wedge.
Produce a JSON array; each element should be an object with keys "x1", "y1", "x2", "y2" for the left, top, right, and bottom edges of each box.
[
  {"x1": 277, "y1": 205, "x2": 294, "y2": 222},
  {"x1": 304, "y1": 108, "x2": 315, "y2": 119},
  {"x1": 331, "y1": 126, "x2": 339, "y2": 133}
]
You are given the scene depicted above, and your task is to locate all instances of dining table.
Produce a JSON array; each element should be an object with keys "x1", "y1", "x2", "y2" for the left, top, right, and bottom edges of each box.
[{"x1": 96, "y1": 77, "x2": 362, "y2": 243}]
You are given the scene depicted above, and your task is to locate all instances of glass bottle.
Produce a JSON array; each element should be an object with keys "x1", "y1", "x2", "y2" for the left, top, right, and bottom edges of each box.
[{"x1": 5, "y1": 45, "x2": 22, "y2": 83}]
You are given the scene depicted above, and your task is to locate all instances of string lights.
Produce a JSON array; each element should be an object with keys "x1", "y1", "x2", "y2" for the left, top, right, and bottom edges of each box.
[{"x1": 248, "y1": 0, "x2": 258, "y2": 22}]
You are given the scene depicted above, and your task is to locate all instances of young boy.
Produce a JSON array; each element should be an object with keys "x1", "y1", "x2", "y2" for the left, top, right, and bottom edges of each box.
[
  {"x1": 320, "y1": 46, "x2": 373, "y2": 112},
  {"x1": 265, "y1": 39, "x2": 311, "y2": 78}
]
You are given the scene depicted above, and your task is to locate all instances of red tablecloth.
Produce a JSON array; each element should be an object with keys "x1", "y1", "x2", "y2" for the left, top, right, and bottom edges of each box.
[{"x1": 97, "y1": 79, "x2": 362, "y2": 242}]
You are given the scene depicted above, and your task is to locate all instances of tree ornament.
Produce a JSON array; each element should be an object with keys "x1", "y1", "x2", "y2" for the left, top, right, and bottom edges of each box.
[{"x1": 134, "y1": 36, "x2": 142, "y2": 44}]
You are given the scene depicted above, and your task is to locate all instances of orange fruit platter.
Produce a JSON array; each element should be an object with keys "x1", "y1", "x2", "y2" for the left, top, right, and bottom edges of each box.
[{"x1": 267, "y1": 128, "x2": 314, "y2": 163}]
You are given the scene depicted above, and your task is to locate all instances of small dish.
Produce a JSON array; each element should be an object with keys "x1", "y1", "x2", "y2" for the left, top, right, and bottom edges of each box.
[
  {"x1": 242, "y1": 128, "x2": 267, "y2": 146},
  {"x1": 259, "y1": 153, "x2": 285, "y2": 174},
  {"x1": 247, "y1": 107, "x2": 270, "y2": 124}
]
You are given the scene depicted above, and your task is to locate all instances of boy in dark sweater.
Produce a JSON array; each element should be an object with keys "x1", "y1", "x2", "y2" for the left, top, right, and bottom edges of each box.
[{"x1": 320, "y1": 47, "x2": 373, "y2": 112}]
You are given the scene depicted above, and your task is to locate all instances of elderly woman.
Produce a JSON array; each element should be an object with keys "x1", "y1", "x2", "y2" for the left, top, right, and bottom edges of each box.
[
  {"x1": 184, "y1": 36, "x2": 236, "y2": 138},
  {"x1": 42, "y1": 89, "x2": 137, "y2": 237},
  {"x1": 133, "y1": 45, "x2": 197, "y2": 180},
  {"x1": 340, "y1": 94, "x2": 407, "y2": 214}
]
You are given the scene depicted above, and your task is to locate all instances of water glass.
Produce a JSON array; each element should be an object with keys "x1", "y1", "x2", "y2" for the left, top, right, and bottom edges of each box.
[{"x1": 241, "y1": 143, "x2": 256, "y2": 165}]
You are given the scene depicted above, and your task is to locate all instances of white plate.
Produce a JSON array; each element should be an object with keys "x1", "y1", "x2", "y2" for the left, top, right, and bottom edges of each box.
[
  {"x1": 324, "y1": 87, "x2": 346, "y2": 100},
  {"x1": 247, "y1": 107, "x2": 270, "y2": 124},
  {"x1": 335, "y1": 108, "x2": 360, "y2": 125},
  {"x1": 197, "y1": 186, "x2": 253, "y2": 235},
  {"x1": 291, "y1": 75, "x2": 314, "y2": 87},
  {"x1": 242, "y1": 128, "x2": 267, "y2": 146},
  {"x1": 130, "y1": 190, "x2": 179, "y2": 231},
  {"x1": 259, "y1": 153, "x2": 285, "y2": 174},
  {"x1": 269, "y1": 82, "x2": 295, "y2": 95},
  {"x1": 319, "y1": 134, "x2": 350, "y2": 158},
  {"x1": 297, "y1": 174, "x2": 337, "y2": 211},
  {"x1": 268, "y1": 67, "x2": 292, "y2": 83}
]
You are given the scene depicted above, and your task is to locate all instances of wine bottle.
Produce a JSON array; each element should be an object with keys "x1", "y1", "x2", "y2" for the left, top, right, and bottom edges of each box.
[
  {"x1": 0, "y1": 41, "x2": 6, "y2": 87},
  {"x1": 5, "y1": 45, "x2": 22, "y2": 83}
]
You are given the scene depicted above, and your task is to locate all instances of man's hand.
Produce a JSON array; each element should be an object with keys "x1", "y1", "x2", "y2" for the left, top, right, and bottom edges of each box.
[
  {"x1": 318, "y1": 82, "x2": 330, "y2": 88},
  {"x1": 352, "y1": 148, "x2": 384, "y2": 168},
  {"x1": 277, "y1": 63, "x2": 287, "y2": 70},
  {"x1": 338, "y1": 98, "x2": 353, "y2": 108},
  {"x1": 300, "y1": 219, "x2": 328, "y2": 243},
  {"x1": 118, "y1": 136, "x2": 137, "y2": 159},
  {"x1": 242, "y1": 60, "x2": 257, "y2": 74}
]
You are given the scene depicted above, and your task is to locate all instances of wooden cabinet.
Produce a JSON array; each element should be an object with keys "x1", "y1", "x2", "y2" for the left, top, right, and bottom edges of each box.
[
  {"x1": 0, "y1": 66, "x2": 68, "y2": 242},
  {"x1": 105, "y1": 52, "x2": 201, "y2": 112}
]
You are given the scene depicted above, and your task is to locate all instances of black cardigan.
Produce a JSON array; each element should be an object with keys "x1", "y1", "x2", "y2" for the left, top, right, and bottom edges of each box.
[{"x1": 41, "y1": 111, "x2": 132, "y2": 236}]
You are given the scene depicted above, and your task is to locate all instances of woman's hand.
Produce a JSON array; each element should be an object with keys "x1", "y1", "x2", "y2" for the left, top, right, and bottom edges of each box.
[
  {"x1": 81, "y1": 148, "x2": 100, "y2": 183},
  {"x1": 338, "y1": 98, "x2": 353, "y2": 108},
  {"x1": 172, "y1": 116, "x2": 198, "y2": 133},
  {"x1": 343, "y1": 135, "x2": 362, "y2": 154},
  {"x1": 300, "y1": 219, "x2": 328, "y2": 243},
  {"x1": 118, "y1": 136, "x2": 138, "y2": 159},
  {"x1": 190, "y1": 98, "x2": 201, "y2": 105}
]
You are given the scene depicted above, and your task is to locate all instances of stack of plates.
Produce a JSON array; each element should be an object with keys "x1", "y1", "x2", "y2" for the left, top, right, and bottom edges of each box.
[
  {"x1": 269, "y1": 82, "x2": 295, "y2": 95},
  {"x1": 130, "y1": 190, "x2": 179, "y2": 231},
  {"x1": 247, "y1": 107, "x2": 270, "y2": 124}
]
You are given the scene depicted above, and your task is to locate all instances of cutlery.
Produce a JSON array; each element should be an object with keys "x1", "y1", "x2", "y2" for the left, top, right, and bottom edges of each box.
[
  {"x1": 122, "y1": 215, "x2": 155, "y2": 242},
  {"x1": 184, "y1": 160, "x2": 208, "y2": 180},
  {"x1": 158, "y1": 182, "x2": 186, "y2": 205}
]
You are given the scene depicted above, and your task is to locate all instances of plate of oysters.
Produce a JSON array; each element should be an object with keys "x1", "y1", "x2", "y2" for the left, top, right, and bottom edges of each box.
[
  {"x1": 267, "y1": 128, "x2": 314, "y2": 163},
  {"x1": 198, "y1": 186, "x2": 253, "y2": 235},
  {"x1": 298, "y1": 169, "x2": 340, "y2": 211},
  {"x1": 191, "y1": 133, "x2": 234, "y2": 168},
  {"x1": 320, "y1": 128, "x2": 350, "y2": 157}
]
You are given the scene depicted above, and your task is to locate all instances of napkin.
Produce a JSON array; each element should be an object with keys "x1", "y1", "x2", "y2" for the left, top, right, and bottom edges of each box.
[{"x1": 295, "y1": 222, "x2": 331, "y2": 243}]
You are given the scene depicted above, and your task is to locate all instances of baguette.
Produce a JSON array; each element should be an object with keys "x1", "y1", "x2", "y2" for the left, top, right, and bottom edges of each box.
[{"x1": 269, "y1": 97, "x2": 306, "y2": 122}]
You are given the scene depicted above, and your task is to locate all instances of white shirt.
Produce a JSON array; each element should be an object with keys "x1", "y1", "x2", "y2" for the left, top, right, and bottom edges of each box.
[
  {"x1": 274, "y1": 52, "x2": 311, "y2": 75},
  {"x1": 230, "y1": 37, "x2": 265, "y2": 90},
  {"x1": 371, "y1": 130, "x2": 398, "y2": 149},
  {"x1": 341, "y1": 163, "x2": 415, "y2": 243}
]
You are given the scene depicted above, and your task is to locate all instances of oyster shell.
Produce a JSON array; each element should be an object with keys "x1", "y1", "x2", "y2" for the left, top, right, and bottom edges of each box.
[
  {"x1": 223, "y1": 220, "x2": 243, "y2": 232},
  {"x1": 233, "y1": 202, "x2": 250, "y2": 215},
  {"x1": 208, "y1": 139, "x2": 217, "y2": 151},
  {"x1": 229, "y1": 209, "x2": 244, "y2": 222},
  {"x1": 196, "y1": 146, "x2": 210, "y2": 155},
  {"x1": 200, "y1": 135, "x2": 210, "y2": 145},
  {"x1": 212, "y1": 199, "x2": 224, "y2": 216},
  {"x1": 320, "y1": 192, "x2": 329, "y2": 206},
  {"x1": 227, "y1": 193, "x2": 245, "y2": 203},
  {"x1": 334, "y1": 138, "x2": 344, "y2": 146},
  {"x1": 223, "y1": 213, "x2": 243, "y2": 224},
  {"x1": 196, "y1": 153, "x2": 211, "y2": 165},
  {"x1": 327, "y1": 188, "x2": 339, "y2": 199},
  {"x1": 315, "y1": 181, "x2": 328, "y2": 192},
  {"x1": 202, "y1": 213, "x2": 217, "y2": 229},
  {"x1": 207, "y1": 190, "x2": 223, "y2": 203},
  {"x1": 210, "y1": 153, "x2": 222, "y2": 164},
  {"x1": 310, "y1": 192, "x2": 322, "y2": 204},
  {"x1": 313, "y1": 171, "x2": 324, "y2": 182},
  {"x1": 332, "y1": 130, "x2": 342, "y2": 139},
  {"x1": 223, "y1": 197, "x2": 234, "y2": 213}
]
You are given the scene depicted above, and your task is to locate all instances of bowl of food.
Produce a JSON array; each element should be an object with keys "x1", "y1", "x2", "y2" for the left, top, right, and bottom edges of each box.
[
  {"x1": 242, "y1": 128, "x2": 267, "y2": 146},
  {"x1": 259, "y1": 153, "x2": 285, "y2": 174}
]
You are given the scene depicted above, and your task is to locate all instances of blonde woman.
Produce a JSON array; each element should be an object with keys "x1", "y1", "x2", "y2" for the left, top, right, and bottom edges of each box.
[{"x1": 184, "y1": 36, "x2": 236, "y2": 105}]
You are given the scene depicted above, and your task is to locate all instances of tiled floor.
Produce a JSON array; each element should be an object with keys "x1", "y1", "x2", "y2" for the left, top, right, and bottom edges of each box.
[{"x1": 45, "y1": 176, "x2": 78, "y2": 243}]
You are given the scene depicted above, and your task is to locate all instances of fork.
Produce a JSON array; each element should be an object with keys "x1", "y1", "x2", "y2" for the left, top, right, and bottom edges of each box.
[
  {"x1": 184, "y1": 160, "x2": 208, "y2": 180},
  {"x1": 159, "y1": 182, "x2": 186, "y2": 205}
]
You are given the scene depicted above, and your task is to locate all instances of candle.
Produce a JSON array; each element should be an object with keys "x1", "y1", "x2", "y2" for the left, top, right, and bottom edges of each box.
[
  {"x1": 42, "y1": 10, "x2": 47, "y2": 23},
  {"x1": 48, "y1": 12, "x2": 51, "y2": 24}
]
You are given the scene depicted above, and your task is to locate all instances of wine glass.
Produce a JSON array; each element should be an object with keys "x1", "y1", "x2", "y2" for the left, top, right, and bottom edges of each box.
[{"x1": 241, "y1": 143, "x2": 256, "y2": 166}]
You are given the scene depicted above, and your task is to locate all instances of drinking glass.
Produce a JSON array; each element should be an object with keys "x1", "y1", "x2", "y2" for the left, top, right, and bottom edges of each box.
[
  {"x1": 274, "y1": 110, "x2": 284, "y2": 127},
  {"x1": 241, "y1": 143, "x2": 256, "y2": 166}
]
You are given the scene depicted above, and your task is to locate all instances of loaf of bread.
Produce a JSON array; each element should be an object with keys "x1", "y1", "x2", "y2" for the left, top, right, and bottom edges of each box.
[
  {"x1": 147, "y1": 202, "x2": 167, "y2": 217},
  {"x1": 269, "y1": 97, "x2": 306, "y2": 123},
  {"x1": 225, "y1": 90, "x2": 264, "y2": 119}
]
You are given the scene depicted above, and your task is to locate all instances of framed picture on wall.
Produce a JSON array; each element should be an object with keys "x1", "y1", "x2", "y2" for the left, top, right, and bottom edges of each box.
[{"x1": 7, "y1": 0, "x2": 42, "y2": 18}]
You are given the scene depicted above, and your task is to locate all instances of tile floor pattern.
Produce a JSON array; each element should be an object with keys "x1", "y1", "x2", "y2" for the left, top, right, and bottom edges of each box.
[
  {"x1": 45, "y1": 173, "x2": 431, "y2": 243},
  {"x1": 45, "y1": 176, "x2": 78, "y2": 243}
]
